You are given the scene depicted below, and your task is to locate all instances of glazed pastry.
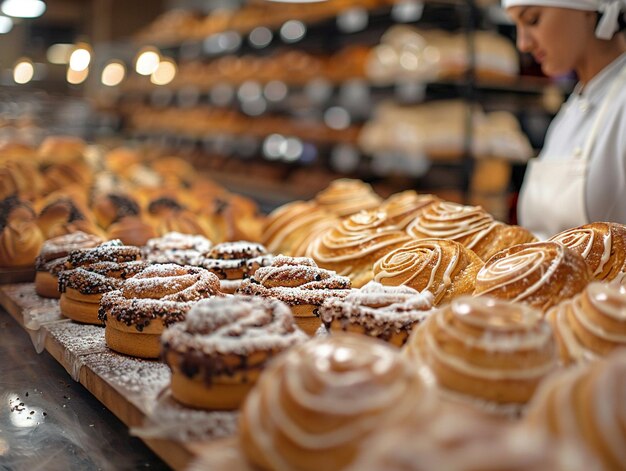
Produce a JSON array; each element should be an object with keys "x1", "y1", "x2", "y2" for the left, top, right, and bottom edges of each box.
[
  {"x1": 374, "y1": 238, "x2": 484, "y2": 305},
  {"x1": 146, "y1": 197, "x2": 210, "y2": 237},
  {"x1": 36, "y1": 197, "x2": 103, "y2": 239},
  {"x1": 380, "y1": 190, "x2": 440, "y2": 229},
  {"x1": 547, "y1": 282, "x2": 626, "y2": 364},
  {"x1": 314, "y1": 179, "x2": 382, "y2": 218},
  {"x1": 474, "y1": 241, "x2": 591, "y2": 312},
  {"x1": 0, "y1": 195, "x2": 44, "y2": 268},
  {"x1": 143, "y1": 232, "x2": 212, "y2": 266},
  {"x1": 239, "y1": 334, "x2": 435, "y2": 471},
  {"x1": 549, "y1": 222, "x2": 626, "y2": 284},
  {"x1": 162, "y1": 296, "x2": 307, "y2": 410},
  {"x1": 91, "y1": 193, "x2": 143, "y2": 230},
  {"x1": 59, "y1": 260, "x2": 148, "y2": 324},
  {"x1": 262, "y1": 200, "x2": 338, "y2": 257},
  {"x1": 406, "y1": 202, "x2": 537, "y2": 261},
  {"x1": 525, "y1": 350, "x2": 626, "y2": 471},
  {"x1": 238, "y1": 255, "x2": 352, "y2": 335},
  {"x1": 307, "y1": 210, "x2": 411, "y2": 288},
  {"x1": 406, "y1": 296, "x2": 557, "y2": 407},
  {"x1": 200, "y1": 194, "x2": 264, "y2": 243},
  {"x1": 347, "y1": 403, "x2": 599, "y2": 471},
  {"x1": 0, "y1": 159, "x2": 44, "y2": 201},
  {"x1": 35, "y1": 231, "x2": 103, "y2": 298},
  {"x1": 200, "y1": 241, "x2": 273, "y2": 294},
  {"x1": 99, "y1": 264, "x2": 222, "y2": 359},
  {"x1": 320, "y1": 281, "x2": 434, "y2": 346}
]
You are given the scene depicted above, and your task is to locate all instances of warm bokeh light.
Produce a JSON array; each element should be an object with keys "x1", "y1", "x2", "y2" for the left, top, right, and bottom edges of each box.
[
  {"x1": 150, "y1": 58, "x2": 176, "y2": 85},
  {"x1": 67, "y1": 66, "x2": 89, "y2": 84},
  {"x1": 69, "y1": 46, "x2": 91, "y2": 71},
  {"x1": 13, "y1": 59, "x2": 34, "y2": 84},
  {"x1": 135, "y1": 48, "x2": 160, "y2": 76},
  {"x1": 46, "y1": 43, "x2": 73, "y2": 64},
  {"x1": 101, "y1": 61, "x2": 125, "y2": 86},
  {"x1": 1, "y1": 0, "x2": 46, "y2": 18}
]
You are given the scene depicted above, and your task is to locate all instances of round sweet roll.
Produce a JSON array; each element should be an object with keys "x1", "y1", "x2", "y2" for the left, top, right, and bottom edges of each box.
[
  {"x1": 547, "y1": 282, "x2": 626, "y2": 364},
  {"x1": 35, "y1": 231, "x2": 103, "y2": 298},
  {"x1": 314, "y1": 178, "x2": 382, "y2": 218},
  {"x1": 307, "y1": 210, "x2": 411, "y2": 288},
  {"x1": 474, "y1": 241, "x2": 591, "y2": 312},
  {"x1": 239, "y1": 334, "x2": 434, "y2": 471},
  {"x1": 380, "y1": 190, "x2": 440, "y2": 230},
  {"x1": 374, "y1": 238, "x2": 484, "y2": 306},
  {"x1": 262, "y1": 200, "x2": 338, "y2": 257},
  {"x1": 320, "y1": 281, "x2": 434, "y2": 346},
  {"x1": 549, "y1": 222, "x2": 626, "y2": 284},
  {"x1": 0, "y1": 195, "x2": 44, "y2": 268},
  {"x1": 143, "y1": 232, "x2": 212, "y2": 266},
  {"x1": 238, "y1": 255, "x2": 352, "y2": 335},
  {"x1": 58, "y1": 260, "x2": 149, "y2": 324},
  {"x1": 36, "y1": 197, "x2": 103, "y2": 239},
  {"x1": 107, "y1": 215, "x2": 157, "y2": 247},
  {"x1": 66, "y1": 239, "x2": 142, "y2": 267},
  {"x1": 146, "y1": 197, "x2": 209, "y2": 237},
  {"x1": 525, "y1": 350, "x2": 626, "y2": 471},
  {"x1": 99, "y1": 264, "x2": 223, "y2": 359},
  {"x1": 91, "y1": 193, "x2": 141, "y2": 230},
  {"x1": 406, "y1": 296, "x2": 557, "y2": 408},
  {"x1": 406, "y1": 201, "x2": 536, "y2": 261},
  {"x1": 162, "y1": 296, "x2": 307, "y2": 410},
  {"x1": 201, "y1": 241, "x2": 273, "y2": 294}
]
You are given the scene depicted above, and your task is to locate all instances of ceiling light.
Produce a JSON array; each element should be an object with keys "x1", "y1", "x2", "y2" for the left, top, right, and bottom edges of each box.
[
  {"x1": 46, "y1": 43, "x2": 73, "y2": 64},
  {"x1": 69, "y1": 46, "x2": 91, "y2": 72},
  {"x1": 135, "y1": 47, "x2": 160, "y2": 76},
  {"x1": 67, "y1": 66, "x2": 88, "y2": 84},
  {"x1": 150, "y1": 58, "x2": 176, "y2": 85},
  {"x1": 0, "y1": 15, "x2": 12, "y2": 33},
  {"x1": 13, "y1": 59, "x2": 34, "y2": 84},
  {"x1": 101, "y1": 61, "x2": 125, "y2": 87},
  {"x1": 1, "y1": 0, "x2": 46, "y2": 18}
]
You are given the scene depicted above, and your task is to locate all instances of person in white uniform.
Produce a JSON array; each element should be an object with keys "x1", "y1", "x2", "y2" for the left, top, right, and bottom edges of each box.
[{"x1": 503, "y1": 0, "x2": 626, "y2": 239}]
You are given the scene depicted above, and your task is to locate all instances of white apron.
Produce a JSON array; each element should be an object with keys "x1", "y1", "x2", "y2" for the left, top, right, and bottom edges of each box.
[{"x1": 519, "y1": 64, "x2": 626, "y2": 240}]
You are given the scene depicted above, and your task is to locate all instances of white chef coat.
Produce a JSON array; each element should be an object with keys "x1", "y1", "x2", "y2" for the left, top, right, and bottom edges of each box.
[{"x1": 518, "y1": 52, "x2": 626, "y2": 238}]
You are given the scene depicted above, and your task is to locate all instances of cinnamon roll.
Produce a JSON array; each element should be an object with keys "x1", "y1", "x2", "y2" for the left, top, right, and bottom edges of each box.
[
  {"x1": 314, "y1": 179, "x2": 382, "y2": 218},
  {"x1": 238, "y1": 255, "x2": 352, "y2": 335},
  {"x1": 547, "y1": 282, "x2": 626, "y2": 364},
  {"x1": 380, "y1": 190, "x2": 440, "y2": 230},
  {"x1": 474, "y1": 241, "x2": 591, "y2": 312},
  {"x1": 99, "y1": 264, "x2": 223, "y2": 359},
  {"x1": 0, "y1": 195, "x2": 44, "y2": 268},
  {"x1": 91, "y1": 193, "x2": 142, "y2": 230},
  {"x1": 35, "y1": 231, "x2": 103, "y2": 298},
  {"x1": 320, "y1": 281, "x2": 434, "y2": 346},
  {"x1": 36, "y1": 197, "x2": 103, "y2": 239},
  {"x1": 262, "y1": 200, "x2": 338, "y2": 257},
  {"x1": 406, "y1": 296, "x2": 557, "y2": 407},
  {"x1": 374, "y1": 238, "x2": 484, "y2": 305},
  {"x1": 146, "y1": 197, "x2": 210, "y2": 237},
  {"x1": 143, "y1": 232, "x2": 212, "y2": 266},
  {"x1": 199, "y1": 194, "x2": 264, "y2": 243},
  {"x1": 307, "y1": 210, "x2": 411, "y2": 288},
  {"x1": 59, "y1": 260, "x2": 148, "y2": 325},
  {"x1": 239, "y1": 334, "x2": 434, "y2": 471},
  {"x1": 406, "y1": 202, "x2": 536, "y2": 261},
  {"x1": 549, "y1": 222, "x2": 626, "y2": 284},
  {"x1": 162, "y1": 296, "x2": 307, "y2": 410},
  {"x1": 525, "y1": 350, "x2": 626, "y2": 471}
]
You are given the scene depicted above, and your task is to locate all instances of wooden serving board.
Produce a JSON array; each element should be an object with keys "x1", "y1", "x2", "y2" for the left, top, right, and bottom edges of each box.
[
  {"x1": 0, "y1": 283, "x2": 238, "y2": 471},
  {"x1": 0, "y1": 266, "x2": 35, "y2": 284}
]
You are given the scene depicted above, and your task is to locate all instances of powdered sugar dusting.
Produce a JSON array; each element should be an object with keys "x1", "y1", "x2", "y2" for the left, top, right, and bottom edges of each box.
[{"x1": 143, "y1": 232, "x2": 212, "y2": 266}]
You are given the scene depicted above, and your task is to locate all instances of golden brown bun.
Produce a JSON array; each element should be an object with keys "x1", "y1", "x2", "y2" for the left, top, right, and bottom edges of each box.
[
  {"x1": 525, "y1": 349, "x2": 626, "y2": 471},
  {"x1": 105, "y1": 316, "x2": 163, "y2": 358},
  {"x1": 374, "y1": 238, "x2": 483, "y2": 305},
  {"x1": 239, "y1": 333, "x2": 435, "y2": 471},
  {"x1": 151, "y1": 156, "x2": 196, "y2": 185},
  {"x1": 146, "y1": 196, "x2": 210, "y2": 237},
  {"x1": 161, "y1": 296, "x2": 307, "y2": 409},
  {"x1": 407, "y1": 202, "x2": 537, "y2": 261},
  {"x1": 41, "y1": 161, "x2": 93, "y2": 194},
  {"x1": 314, "y1": 178, "x2": 382, "y2": 218},
  {"x1": 104, "y1": 147, "x2": 143, "y2": 175},
  {"x1": 549, "y1": 222, "x2": 626, "y2": 283},
  {"x1": 107, "y1": 216, "x2": 157, "y2": 248},
  {"x1": 37, "y1": 136, "x2": 86, "y2": 165},
  {"x1": 262, "y1": 200, "x2": 339, "y2": 257},
  {"x1": 0, "y1": 141, "x2": 37, "y2": 161},
  {"x1": 474, "y1": 241, "x2": 591, "y2": 312},
  {"x1": 307, "y1": 210, "x2": 411, "y2": 287},
  {"x1": 200, "y1": 194, "x2": 264, "y2": 243},
  {"x1": 59, "y1": 288, "x2": 103, "y2": 324},
  {"x1": 380, "y1": 190, "x2": 440, "y2": 230},
  {"x1": 406, "y1": 296, "x2": 557, "y2": 406},
  {"x1": 0, "y1": 196, "x2": 44, "y2": 267},
  {"x1": 547, "y1": 282, "x2": 626, "y2": 364},
  {"x1": 36, "y1": 198, "x2": 104, "y2": 240},
  {"x1": 91, "y1": 193, "x2": 142, "y2": 230},
  {"x1": 35, "y1": 271, "x2": 60, "y2": 298}
]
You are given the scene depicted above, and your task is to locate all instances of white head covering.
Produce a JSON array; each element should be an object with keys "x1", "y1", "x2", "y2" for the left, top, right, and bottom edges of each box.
[{"x1": 502, "y1": 0, "x2": 626, "y2": 39}]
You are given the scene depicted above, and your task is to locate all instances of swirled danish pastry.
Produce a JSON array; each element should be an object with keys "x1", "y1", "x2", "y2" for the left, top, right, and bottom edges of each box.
[
  {"x1": 406, "y1": 296, "x2": 557, "y2": 407},
  {"x1": 239, "y1": 334, "x2": 434, "y2": 471},
  {"x1": 238, "y1": 255, "x2": 352, "y2": 335},
  {"x1": 380, "y1": 190, "x2": 440, "y2": 230},
  {"x1": 374, "y1": 238, "x2": 483, "y2": 305},
  {"x1": 0, "y1": 195, "x2": 44, "y2": 268},
  {"x1": 99, "y1": 263, "x2": 223, "y2": 359},
  {"x1": 547, "y1": 282, "x2": 626, "y2": 364},
  {"x1": 474, "y1": 242, "x2": 591, "y2": 312},
  {"x1": 549, "y1": 222, "x2": 626, "y2": 284},
  {"x1": 320, "y1": 281, "x2": 434, "y2": 346},
  {"x1": 314, "y1": 179, "x2": 382, "y2": 218},
  {"x1": 307, "y1": 210, "x2": 411, "y2": 288},
  {"x1": 407, "y1": 202, "x2": 536, "y2": 261},
  {"x1": 525, "y1": 350, "x2": 626, "y2": 471},
  {"x1": 162, "y1": 296, "x2": 307, "y2": 410}
]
